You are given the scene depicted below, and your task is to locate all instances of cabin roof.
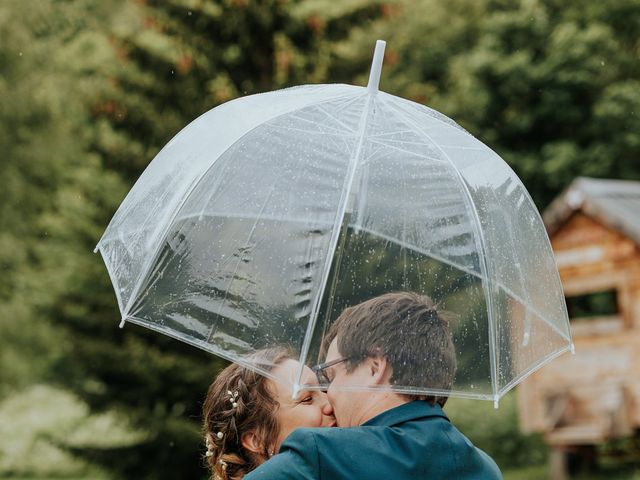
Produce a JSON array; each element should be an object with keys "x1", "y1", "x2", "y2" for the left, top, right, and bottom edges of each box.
[{"x1": 544, "y1": 177, "x2": 640, "y2": 244}]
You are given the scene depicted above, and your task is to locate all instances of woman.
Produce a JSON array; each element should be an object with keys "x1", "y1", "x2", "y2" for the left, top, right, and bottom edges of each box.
[{"x1": 202, "y1": 348, "x2": 335, "y2": 480}]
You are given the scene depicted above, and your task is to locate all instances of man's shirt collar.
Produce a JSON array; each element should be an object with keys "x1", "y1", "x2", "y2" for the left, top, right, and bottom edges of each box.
[{"x1": 362, "y1": 400, "x2": 449, "y2": 427}]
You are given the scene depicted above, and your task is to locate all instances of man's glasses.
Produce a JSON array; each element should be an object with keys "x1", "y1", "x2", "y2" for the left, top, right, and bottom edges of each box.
[{"x1": 312, "y1": 357, "x2": 350, "y2": 385}]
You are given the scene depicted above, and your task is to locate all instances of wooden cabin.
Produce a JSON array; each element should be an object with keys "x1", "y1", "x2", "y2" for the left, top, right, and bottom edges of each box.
[{"x1": 517, "y1": 177, "x2": 640, "y2": 476}]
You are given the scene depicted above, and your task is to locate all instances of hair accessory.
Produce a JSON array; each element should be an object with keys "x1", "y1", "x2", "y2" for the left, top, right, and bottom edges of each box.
[
  {"x1": 216, "y1": 431, "x2": 224, "y2": 439},
  {"x1": 227, "y1": 390, "x2": 239, "y2": 408},
  {"x1": 219, "y1": 459, "x2": 228, "y2": 470},
  {"x1": 205, "y1": 435, "x2": 215, "y2": 457}
]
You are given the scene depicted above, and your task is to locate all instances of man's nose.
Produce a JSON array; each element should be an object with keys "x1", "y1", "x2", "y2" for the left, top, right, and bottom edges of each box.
[{"x1": 321, "y1": 396, "x2": 334, "y2": 416}]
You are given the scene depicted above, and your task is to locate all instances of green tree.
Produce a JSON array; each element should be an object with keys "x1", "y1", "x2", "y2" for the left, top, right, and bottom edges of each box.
[
  {"x1": 333, "y1": 0, "x2": 640, "y2": 207},
  {"x1": 0, "y1": 1, "x2": 214, "y2": 478},
  {"x1": 2, "y1": 0, "x2": 387, "y2": 478},
  {"x1": 0, "y1": 0, "x2": 126, "y2": 395},
  {"x1": 6, "y1": 0, "x2": 638, "y2": 478}
]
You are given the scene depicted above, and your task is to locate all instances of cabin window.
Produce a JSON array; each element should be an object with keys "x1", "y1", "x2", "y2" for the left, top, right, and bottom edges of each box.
[
  {"x1": 565, "y1": 290, "x2": 618, "y2": 319},
  {"x1": 565, "y1": 289, "x2": 621, "y2": 335}
]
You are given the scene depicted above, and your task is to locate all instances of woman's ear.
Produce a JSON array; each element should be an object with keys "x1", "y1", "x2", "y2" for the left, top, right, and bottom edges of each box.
[{"x1": 241, "y1": 431, "x2": 263, "y2": 455}]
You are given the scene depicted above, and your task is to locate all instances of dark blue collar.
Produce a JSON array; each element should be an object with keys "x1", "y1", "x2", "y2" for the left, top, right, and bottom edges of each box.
[{"x1": 362, "y1": 400, "x2": 449, "y2": 427}]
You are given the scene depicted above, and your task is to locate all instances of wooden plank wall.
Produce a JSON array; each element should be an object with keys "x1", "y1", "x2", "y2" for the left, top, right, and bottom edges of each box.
[{"x1": 518, "y1": 212, "x2": 640, "y2": 445}]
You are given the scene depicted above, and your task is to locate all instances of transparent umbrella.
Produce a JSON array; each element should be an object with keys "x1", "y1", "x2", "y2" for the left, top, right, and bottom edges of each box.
[{"x1": 95, "y1": 40, "x2": 573, "y2": 405}]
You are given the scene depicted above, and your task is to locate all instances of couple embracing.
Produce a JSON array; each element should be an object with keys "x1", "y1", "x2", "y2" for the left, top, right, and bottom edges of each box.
[{"x1": 203, "y1": 292, "x2": 502, "y2": 479}]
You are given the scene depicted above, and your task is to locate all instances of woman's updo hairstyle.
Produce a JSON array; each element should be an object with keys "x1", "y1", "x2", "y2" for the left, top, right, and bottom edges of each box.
[{"x1": 202, "y1": 348, "x2": 291, "y2": 480}]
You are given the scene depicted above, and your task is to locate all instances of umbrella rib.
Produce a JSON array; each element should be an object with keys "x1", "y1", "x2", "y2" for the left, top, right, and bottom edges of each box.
[
  {"x1": 435, "y1": 145, "x2": 484, "y2": 151},
  {"x1": 355, "y1": 225, "x2": 482, "y2": 280},
  {"x1": 380, "y1": 92, "x2": 470, "y2": 134},
  {"x1": 294, "y1": 92, "x2": 373, "y2": 391},
  {"x1": 400, "y1": 152, "x2": 409, "y2": 289},
  {"x1": 384, "y1": 98, "x2": 501, "y2": 403},
  {"x1": 265, "y1": 123, "x2": 351, "y2": 138},
  {"x1": 285, "y1": 112, "x2": 348, "y2": 135},
  {"x1": 315, "y1": 105, "x2": 357, "y2": 134},
  {"x1": 367, "y1": 129, "x2": 415, "y2": 138},
  {"x1": 326, "y1": 129, "x2": 350, "y2": 155},
  {"x1": 328, "y1": 94, "x2": 367, "y2": 116},
  {"x1": 367, "y1": 138, "x2": 447, "y2": 163},
  {"x1": 372, "y1": 137, "x2": 443, "y2": 146},
  {"x1": 352, "y1": 141, "x2": 384, "y2": 173}
]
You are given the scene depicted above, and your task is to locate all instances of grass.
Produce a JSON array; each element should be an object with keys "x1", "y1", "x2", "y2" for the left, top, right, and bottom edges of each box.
[{"x1": 503, "y1": 464, "x2": 549, "y2": 480}]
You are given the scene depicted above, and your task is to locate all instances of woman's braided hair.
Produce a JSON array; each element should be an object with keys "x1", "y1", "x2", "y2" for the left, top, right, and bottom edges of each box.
[{"x1": 202, "y1": 348, "x2": 291, "y2": 480}]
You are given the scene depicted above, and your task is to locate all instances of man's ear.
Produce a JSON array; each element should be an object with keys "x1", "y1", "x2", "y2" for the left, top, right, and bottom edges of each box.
[
  {"x1": 241, "y1": 431, "x2": 263, "y2": 455},
  {"x1": 368, "y1": 355, "x2": 392, "y2": 385}
]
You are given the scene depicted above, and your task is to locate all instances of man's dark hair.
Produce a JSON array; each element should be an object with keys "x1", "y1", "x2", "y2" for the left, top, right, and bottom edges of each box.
[{"x1": 323, "y1": 291, "x2": 456, "y2": 407}]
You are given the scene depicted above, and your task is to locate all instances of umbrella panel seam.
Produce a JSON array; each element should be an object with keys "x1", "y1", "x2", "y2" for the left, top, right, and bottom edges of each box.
[{"x1": 294, "y1": 92, "x2": 374, "y2": 387}]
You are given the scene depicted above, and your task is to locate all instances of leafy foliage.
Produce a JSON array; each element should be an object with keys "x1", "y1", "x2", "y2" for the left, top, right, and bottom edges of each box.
[
  {"x1": 446, "y1": 392, "x2": 547, "y2": 470},
  {"x1": 0, "y1": 385, "x2": 142, "y2": 478},
  {"x1": 1, "y1": 0, "x2": 384, "y2": 478},
  {"x1": 2, "y1": 0, "x2": 639, "y2": 478},
  {"x1": 336, "y1": 0, "x2": 640, "y2": 206}
]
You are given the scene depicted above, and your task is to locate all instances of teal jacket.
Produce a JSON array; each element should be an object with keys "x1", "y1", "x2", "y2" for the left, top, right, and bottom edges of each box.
[{"x1": 245, "y1": 401, "x2": 502, "y2": 479}]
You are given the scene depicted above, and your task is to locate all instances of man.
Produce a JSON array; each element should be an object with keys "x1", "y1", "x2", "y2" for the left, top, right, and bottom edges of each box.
[{"x1": 246, "y1": 292, "x2": 502, "y2": 479}]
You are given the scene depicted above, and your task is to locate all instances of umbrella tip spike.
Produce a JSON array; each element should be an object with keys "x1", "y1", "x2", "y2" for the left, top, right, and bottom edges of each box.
[
  {"x1": 493, "y1": 395, "x2": 500, "y2": 409},
  {"x1": 570, "y1": 343, "x2": 576, "y2": 355},
  {"x1": 119, "y1": 317, "x2": 126, "y2": 329},
  {"x1": 367, "y1": 39, "x2": 386, "y2": 94}
]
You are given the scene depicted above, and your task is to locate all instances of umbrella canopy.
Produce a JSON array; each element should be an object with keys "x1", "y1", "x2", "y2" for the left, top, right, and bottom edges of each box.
[{"x1": 95, "y1": 41, "x2": 573, "y2": 405}]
